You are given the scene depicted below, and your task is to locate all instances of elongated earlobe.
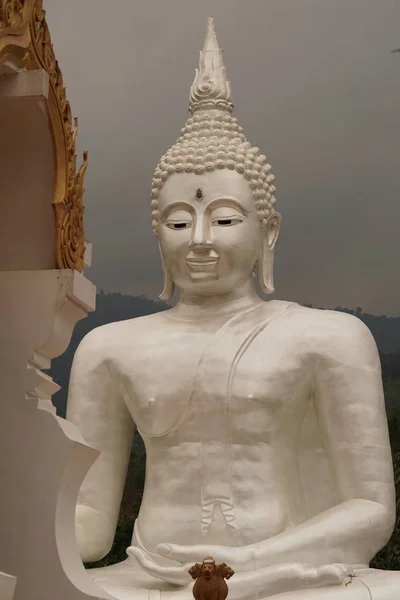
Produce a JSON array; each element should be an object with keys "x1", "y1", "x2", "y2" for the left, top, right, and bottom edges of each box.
[
  {"x1": 257, "y1": 243, "x2": 276, "y2": 295},
  {"x1": 158, "y1": 243, "x2": 174, "y2": 302},
  {"x1": 257, "y1": 212, "x2": 282, "y2": 296}
]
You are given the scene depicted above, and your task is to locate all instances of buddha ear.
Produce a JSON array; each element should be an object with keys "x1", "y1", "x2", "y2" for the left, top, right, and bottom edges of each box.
[
  {"x1": 257, "y1": 212, "x2": 282, "y2": 295},
  {"x1": 158, "y1": 242, "x2": 175, "y2": 302}
]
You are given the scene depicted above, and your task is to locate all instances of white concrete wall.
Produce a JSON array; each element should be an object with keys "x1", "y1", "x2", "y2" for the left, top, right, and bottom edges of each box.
[
  {"x1": 0, "y1": 571, "x2": 17, "y2": 600},
  {"x1": 0, "y1": 270, "x2": 110, "y2": 600}
]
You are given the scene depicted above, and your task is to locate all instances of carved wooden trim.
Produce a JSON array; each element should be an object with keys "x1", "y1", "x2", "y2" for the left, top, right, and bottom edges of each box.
[{"x1": 0, "y1": 0, "x2": 87, "y2": 271}]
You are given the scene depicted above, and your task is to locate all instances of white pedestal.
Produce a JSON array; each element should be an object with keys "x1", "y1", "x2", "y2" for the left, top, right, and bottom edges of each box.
[{"x1": 0, "y1": 270, "x2": 112, "y2": 600}]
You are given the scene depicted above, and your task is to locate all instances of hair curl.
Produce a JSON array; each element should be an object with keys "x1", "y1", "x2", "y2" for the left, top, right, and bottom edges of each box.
[{"x1": 151, "y1": 110, "x2": 276, "y2": 235}]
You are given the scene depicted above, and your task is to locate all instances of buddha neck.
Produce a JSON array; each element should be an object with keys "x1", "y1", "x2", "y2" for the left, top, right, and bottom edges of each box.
[{"x1": 170, "y1": 280, "x2": 264, "y2": 320}]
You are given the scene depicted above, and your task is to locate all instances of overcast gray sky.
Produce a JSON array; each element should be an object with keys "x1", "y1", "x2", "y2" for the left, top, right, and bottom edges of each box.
[{"x1": 46, "y1": 0, "x2": 400, "y2": 315}]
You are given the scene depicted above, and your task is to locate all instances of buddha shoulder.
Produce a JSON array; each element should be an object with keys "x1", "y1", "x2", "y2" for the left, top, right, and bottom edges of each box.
[
  {"x1": 286, "y1": 304, "x2": 379, "y2": 366},
  {"x1": 73, "y1": 312, "x2": 166, "y2": 362}
]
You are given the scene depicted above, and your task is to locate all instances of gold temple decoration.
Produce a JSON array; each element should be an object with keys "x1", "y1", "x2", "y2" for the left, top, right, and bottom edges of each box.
[{"x1": 0, "y1": 0, "x2": 88, "y2": 271}]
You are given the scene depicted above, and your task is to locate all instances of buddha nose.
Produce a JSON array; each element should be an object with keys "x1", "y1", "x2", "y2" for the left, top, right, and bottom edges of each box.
[{"x1": 189, "y1": 216, "x2": 212, "y2": 250}]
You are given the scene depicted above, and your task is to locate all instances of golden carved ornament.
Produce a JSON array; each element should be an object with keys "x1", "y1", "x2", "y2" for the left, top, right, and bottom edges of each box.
[{"x1": 0, "y1": 0, "x2": 88, "y2": 271}]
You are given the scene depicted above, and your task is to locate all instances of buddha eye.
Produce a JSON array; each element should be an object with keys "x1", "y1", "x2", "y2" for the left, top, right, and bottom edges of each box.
[
  {"x1": 166, "y1": 221, "x2": 192, "y2": 230},
  {"x1": 212, "y1": 217, "x2": 243, "y2": 227}
]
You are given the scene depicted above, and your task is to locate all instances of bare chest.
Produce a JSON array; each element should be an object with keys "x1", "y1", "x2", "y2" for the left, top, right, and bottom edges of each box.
[{"x1": 115, "y1": 317, "x2": 314, "y2": 438}]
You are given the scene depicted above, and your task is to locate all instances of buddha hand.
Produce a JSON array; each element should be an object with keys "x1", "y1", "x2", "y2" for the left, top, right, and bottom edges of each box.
[
  {"x1": 157, "y1": 543, "x2": 255, "y2": 571},
  {"x1": 127, "y1": 545, "x2": 354, "y2": 599}
]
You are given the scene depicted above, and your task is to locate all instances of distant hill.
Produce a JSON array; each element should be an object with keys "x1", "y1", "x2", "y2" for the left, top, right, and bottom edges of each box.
[{"x1": 49, "y1": 292, "x2": 400, "y2": 417}]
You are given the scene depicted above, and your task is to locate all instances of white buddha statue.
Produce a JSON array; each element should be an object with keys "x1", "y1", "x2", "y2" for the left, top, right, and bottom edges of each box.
[{"x1": 67, "y1": 17, "x2": 400, "y2": 600}]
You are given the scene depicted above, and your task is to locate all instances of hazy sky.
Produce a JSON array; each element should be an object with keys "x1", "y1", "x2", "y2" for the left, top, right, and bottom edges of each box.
[{"x1": 45, "y1": 0, "x2": 400, "y2": 315}]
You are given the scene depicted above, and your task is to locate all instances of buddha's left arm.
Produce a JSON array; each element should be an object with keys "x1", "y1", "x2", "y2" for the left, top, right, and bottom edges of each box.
[{"x1": 253, "y1": 313, "x2": 396, "y2": 568}]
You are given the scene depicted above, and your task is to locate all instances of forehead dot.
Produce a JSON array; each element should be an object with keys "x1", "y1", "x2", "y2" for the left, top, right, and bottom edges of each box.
[{"x1": 196, "y1": 188, "x2": 204, "y2": 201}]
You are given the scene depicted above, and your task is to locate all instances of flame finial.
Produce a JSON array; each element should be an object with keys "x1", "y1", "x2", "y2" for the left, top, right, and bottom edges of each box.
[{"x1": 189, "y1": 17, "x2": 233, "y2": 114}]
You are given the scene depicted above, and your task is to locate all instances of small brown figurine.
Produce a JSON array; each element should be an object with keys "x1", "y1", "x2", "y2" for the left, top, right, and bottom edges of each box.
[{"x1": 189, "y1": 556, "x2": 234, "y2": 600}]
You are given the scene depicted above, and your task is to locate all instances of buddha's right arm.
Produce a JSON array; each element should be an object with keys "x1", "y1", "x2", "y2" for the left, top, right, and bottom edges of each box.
[{"x1": 66, "y1": 329, "x2": 134, "y2": 563}]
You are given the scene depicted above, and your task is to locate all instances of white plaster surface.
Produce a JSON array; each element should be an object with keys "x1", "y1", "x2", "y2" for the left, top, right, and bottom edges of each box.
[
  {"x1": 0, "y1": 571, "x2": 17, "y2": 600},
  {"x1": 0, "y1": 271, "x2": 110, "y2": 600},
  {"x1": 0, "y1": 69, "x2": 49, "y2": 100},
  {"x1": 70, "y1": 293, "x2": 400, "y2": 600},
  {"x1": 68, "y1": 16, "x2": 400, "y2": 600}
]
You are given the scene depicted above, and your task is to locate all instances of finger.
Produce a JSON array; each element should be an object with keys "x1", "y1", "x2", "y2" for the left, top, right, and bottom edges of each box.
[
  {"x1": 224, "y1": 563, "x2": 316, "y2": 600},
  {"x1": 315, "y1": 564, "x2": 353, "y2": 586},
  {"x1": 126, "y1": 547, "x2": 189, "y2": 585},
  {"x1": 157, "y1": 543, "x2": 217, "y2": 563},
  {"x1": 319, "y1": 563, "x2": 354, "y2": 585},
  {"x1": 157, "y1": 543, "x2": 252, "y2": 569}
]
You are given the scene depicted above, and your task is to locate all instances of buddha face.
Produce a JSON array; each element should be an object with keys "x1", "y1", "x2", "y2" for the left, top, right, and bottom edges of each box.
[{"x1": 157, "y1": 170, "x2": 263, "y2": 297}]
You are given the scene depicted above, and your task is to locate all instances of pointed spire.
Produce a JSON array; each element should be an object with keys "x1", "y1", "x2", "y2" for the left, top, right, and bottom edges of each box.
[
  {"x1": 189, "y1": 17, "x2": 233, "y2": 114},
  {"x1": 203, "y1": 16, "x2": 220, "y2": 53}
]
